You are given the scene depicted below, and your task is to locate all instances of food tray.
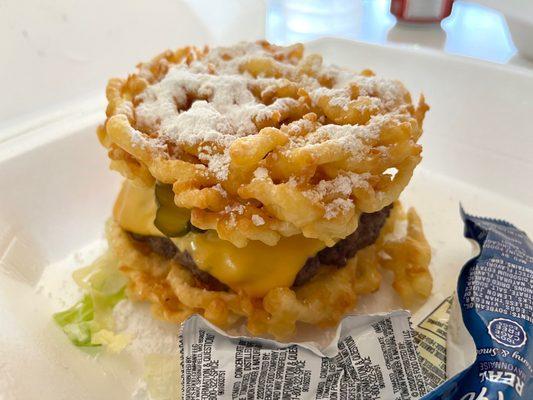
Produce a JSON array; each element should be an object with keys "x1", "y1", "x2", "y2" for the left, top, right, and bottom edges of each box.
[{"x1": 0, "y1": 38, "x2": 531, "y2": 399}]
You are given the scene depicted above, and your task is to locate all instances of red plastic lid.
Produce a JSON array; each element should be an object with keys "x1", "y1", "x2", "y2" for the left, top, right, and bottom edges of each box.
[{"x1": 390, "y1": 0, "x2": 454, "y2": 23}]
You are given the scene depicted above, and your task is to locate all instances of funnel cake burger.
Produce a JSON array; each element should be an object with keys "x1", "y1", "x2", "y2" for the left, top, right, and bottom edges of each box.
[{"x1": 98, "y1": 41, "x2": 432, "y2": 339}]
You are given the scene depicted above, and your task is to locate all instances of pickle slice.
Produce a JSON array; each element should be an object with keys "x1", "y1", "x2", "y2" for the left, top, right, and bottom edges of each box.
[
  {"x1": 187, "y1": 221, "x2": 206, "y2": 234},
  {"x1": 154, "y1": 182, "x2": 176, "y2": 208},
  {"x1": 154, "y1": 183, "x2": 191, "y2": 237}
]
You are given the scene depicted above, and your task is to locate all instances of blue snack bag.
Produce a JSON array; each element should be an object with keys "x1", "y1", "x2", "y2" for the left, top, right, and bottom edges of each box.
[{"x1": 424, "y1": 209, "x2": 532, "y2": 399}]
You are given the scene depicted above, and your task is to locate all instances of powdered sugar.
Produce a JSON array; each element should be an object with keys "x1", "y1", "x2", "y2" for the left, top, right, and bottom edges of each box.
[
  {"x1": 253, "y1": 167, "x2": 269, "y2": 179},
  {"x1": 319, "y1": 173, "x2": 370, "y2": 198},
  {"x1": 113, "y1": 300, "x2": 178, "y2": 356},
  {"x1": 251, "y1": 215, "x2": 265, "y2": 226},
  {"x1": 324, "y1": 198, "x2": 354, "y2": 219},
  {"x1": 350, "y1": 76, "x2": 407, "y2": 111},
  {"x1": 223, "y1": 204, "x2": 246, "y2": 228},
  {"x1": 309, "y1": 87, "x2": 351, "y2": 110},
  {"x1": 130, "y1": 42, "x2": 411, "y2": 183},
  {"x1": 224, "y1": 204, "x2": 245, "y2": 214},
  {"x1": 316, "y1": 176, "x2": 354, "y2": 198},
  {"x1": 135, "y1": 66, "x2": 269, "y2": 180},
  {"x1": 303, "y1": 172, "x2": 370, "y2": 218},
  {"x1": 308, "y1": 74, "x2": 407, "y2": 113},
  {"x1": 212, "y1": 183, "x2": 228, "y2": 198},
  {"x1": 134, "y1": 68, "x2": 265, "y2": 180},
  {"x1": 293, "y1": 112, "x2": 399, "y2": 159}
]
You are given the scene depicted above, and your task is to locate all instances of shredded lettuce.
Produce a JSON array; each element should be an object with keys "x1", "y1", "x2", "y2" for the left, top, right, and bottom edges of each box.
[
  {"x1": 53, "y1": 251, "x2": 129, "y2": 349},
  {"x1": 53, "y1": 294, "x2": 97, "y2": 346}
]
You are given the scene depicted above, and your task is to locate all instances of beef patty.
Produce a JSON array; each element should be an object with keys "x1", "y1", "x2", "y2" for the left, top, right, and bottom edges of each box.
[
  {"x1": 128, "y1": 204, "x2": 392, "y2": 291},
  {"x1": 293, "y1": 204, "x2": 392, "y2": 286}
]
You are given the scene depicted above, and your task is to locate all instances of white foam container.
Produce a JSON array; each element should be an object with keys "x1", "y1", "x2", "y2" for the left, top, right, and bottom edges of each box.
[
  {"x1": 476, "y1": 0, "x2": 533, "y2": 61},
  {"x1": 0, "y1": 38, "x2": 532, "y2": 399}
]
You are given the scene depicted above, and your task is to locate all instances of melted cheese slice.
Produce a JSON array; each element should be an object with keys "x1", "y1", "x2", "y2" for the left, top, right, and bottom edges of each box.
[
  {"x1": 113, "y1": 180, "x2": 326, "y2": 297},
  {"x1": 172, "y1": 233, "x2": 325, "y2": 298},
  {"x1": 113, "y1": 181, "x2": 163, "y2": 237}
]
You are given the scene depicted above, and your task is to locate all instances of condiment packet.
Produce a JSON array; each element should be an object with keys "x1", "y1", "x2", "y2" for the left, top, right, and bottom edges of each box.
[
  {"x1": 414, "y1": 296, "x2": 453, "y2": 390},
  {"x1": 424, "y1": 209, "x2": 532, "y2": 399},
  {"x1": 179, "y1": 310, "x2": 428, "y2": 399}
]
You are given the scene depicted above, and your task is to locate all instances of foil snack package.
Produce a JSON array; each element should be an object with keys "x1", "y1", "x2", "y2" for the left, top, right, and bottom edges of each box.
[
  {"x1": 179, "y1": 310, "x2": 428, "y2": 399},
  {"x1": 424, "y1": 210, "x2": 532, "y2": 400}
]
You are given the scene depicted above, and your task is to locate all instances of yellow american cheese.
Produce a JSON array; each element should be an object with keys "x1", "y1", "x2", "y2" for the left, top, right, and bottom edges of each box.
[
  {"x1": 114, "y1": 180, "x2": 326, "y2": 297},
  {"x1": 113, "y1": 181, "x2": 163, "y2": 237},
  {"x1": 172, "y1": 232, "x2": 325, "y2": 298}
]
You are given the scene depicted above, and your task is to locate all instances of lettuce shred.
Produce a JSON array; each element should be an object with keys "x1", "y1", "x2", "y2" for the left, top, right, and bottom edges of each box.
[{"x1": 53, "y1": 251, "x2": 129, "y2": 349}]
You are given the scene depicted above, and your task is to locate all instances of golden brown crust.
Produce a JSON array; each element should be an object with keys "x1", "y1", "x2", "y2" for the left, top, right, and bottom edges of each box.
[{"x1": 100, "y1": 41, "x2": 428, "y2": 248}]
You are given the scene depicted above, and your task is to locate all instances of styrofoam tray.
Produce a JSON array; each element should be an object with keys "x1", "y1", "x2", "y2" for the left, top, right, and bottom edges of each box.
[{"x1": 0, "y1": 38, "x2": 532, "y2": 399}]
